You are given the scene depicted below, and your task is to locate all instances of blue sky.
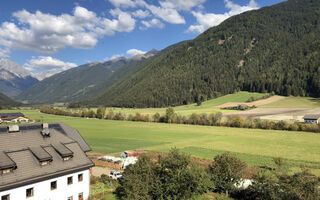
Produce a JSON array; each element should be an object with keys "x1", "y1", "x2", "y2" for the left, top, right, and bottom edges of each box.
[{"x1": 0, "y1": 0, "x2": 285, "y2": 76}]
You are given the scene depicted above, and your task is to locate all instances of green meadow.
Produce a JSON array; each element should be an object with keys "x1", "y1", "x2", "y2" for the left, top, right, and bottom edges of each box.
[
  {"x1": 261, "y1": 96, "x2": 320, "y2": 108},
  {"x1": 2, "y1": 108, "x2": 320, "y2": 174},
  {"x1": 68, "y1": 91, "x2": 266, "y2": 116}
]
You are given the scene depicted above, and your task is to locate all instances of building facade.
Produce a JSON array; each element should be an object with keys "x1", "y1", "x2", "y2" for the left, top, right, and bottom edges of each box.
[
  {"x1": 0, "y1": 169, "x2": 90, "y2": 200},
  {"x1": 303, "y1": 115, "x2": 320, "y2": 124},
  {"x1": 0, "y1": 123, "x2": 94, "y2": 200}
]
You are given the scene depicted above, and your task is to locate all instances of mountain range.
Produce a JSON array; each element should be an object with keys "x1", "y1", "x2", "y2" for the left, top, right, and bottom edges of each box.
[
  {"x1": 7, "y1": 0, "x2": 320, "y2": 108},
  {"x1": 82, "y1": 0, "x2": 320, "y2": 108},
  {"x1": 17, "y1": 50, "x2": 159, "y2": 104},
  {"x1": 0, "y1": 59, "x2": 39, "y2": 97}
]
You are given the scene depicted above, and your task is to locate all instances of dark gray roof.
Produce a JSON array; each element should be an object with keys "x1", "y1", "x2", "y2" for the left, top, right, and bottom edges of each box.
[
  {"x1": 0, "y1": 151, "x2": 16, "y2": 170},
  {"x1": 52, "y1": 143, "x2": 73, "y2": 157},
  {"x1": 0, "y1": 123, "x2": 94, "y2": 192},
  {"x1": 303, "y1": 115, "x2": 320, "y2": 120},
  {"x1": 29, "y1": 147, "x2": 52, "y2": 162},
  {"x1": 57, "y1": 122, "x2": 91, "y2": 152},
  {"x1": 0, "y1": 123, "x2": 91, "y2": 152},
  {"x1": 0, "y1": 113, "x2": 24, "y2": 117}
]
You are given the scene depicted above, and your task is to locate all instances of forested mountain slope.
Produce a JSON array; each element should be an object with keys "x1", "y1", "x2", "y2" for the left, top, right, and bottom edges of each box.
[
  {"x1": 17, "y1": 50, "x2": 158, "y2": 104},
  {"x1": 0, "y1": 92, "x2": 22, "y2": 107},
  {"x1": 87, "y1": 0, "x2": 320, "y2": 108}
]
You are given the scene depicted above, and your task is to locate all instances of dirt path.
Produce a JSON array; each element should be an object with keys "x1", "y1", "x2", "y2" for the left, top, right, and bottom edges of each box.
[
  {"x1": 91, "y1": 166, "x2": 112, "y2": 177},
  {"x1": 218, "y1": 96, "x2": 286, "y2": 108},
  {"x1": 224, "y1": 107, "x2": 320, "y2": 122}
]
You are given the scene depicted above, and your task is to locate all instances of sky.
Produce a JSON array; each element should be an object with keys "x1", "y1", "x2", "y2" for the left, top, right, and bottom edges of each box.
[{"x1": 0, "y1": 0, "x2": 285, "y2": 76}]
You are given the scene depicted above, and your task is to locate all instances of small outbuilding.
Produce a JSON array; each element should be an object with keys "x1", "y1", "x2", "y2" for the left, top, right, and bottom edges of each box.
[{"x1": 303, "y1": 114, "x2": 320, "y2": 124}]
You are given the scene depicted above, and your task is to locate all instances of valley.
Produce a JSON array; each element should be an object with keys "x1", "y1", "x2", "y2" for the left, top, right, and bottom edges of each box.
[
  {"x1": 2, "y1": 108, "x2": 320, "y2": 176},
  {"x1": 1, "y1": 0, "x2": 320, "y2": 199}
]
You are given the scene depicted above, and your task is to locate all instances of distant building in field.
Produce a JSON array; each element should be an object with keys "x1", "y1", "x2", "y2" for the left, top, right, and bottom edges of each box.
[
  {"x1": 0, "y1": 113, "x2": 29, "y2": 123},
  {"x1": 0, "y1": 123, "x2": 94, "y2": 200},
  {"x1": 303, "y1": 115, "x2": 320, "y2": 124}
]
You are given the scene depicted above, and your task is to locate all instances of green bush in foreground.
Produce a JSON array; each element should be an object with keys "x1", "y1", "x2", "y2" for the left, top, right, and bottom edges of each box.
[
  {"x1": 115, "y1": 149, "x2": 320, "y2": 200},
  {"x1": 208, "y1": 153, "x2": 247, "y2": 197},
  {"x1": 115, "y1": 149, "x2": 213, "y2": 200}
]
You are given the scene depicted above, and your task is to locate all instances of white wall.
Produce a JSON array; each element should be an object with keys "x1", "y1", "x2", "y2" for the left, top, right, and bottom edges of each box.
[{"x1": 0, "y1": 169, "x2": 90, "y2": 200}]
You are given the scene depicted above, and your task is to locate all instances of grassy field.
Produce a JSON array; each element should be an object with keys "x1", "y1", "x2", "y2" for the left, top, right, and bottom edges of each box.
[
  {"x1": 2, "y1": 109, "x2": 320, "y2": 174},
  {"x1": 261, "y1": 96, "x2": 320, "y2": 108},
  {"x1": 68, "y1": 91, "x2": 266, "y2": 116}
]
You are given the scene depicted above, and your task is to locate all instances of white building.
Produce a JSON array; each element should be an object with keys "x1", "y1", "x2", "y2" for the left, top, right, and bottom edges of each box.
[
  {"x1": 303, "y1": 114, "x2": 320, "y2": 124},
  {"x1": 0, "y1": 123, "x2": 94, "y2": 200}
]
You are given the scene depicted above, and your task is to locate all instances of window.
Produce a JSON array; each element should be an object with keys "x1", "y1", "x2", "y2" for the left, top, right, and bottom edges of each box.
[
  {"x1": 78, "y1": 193, "x2": 83, "y2": 200},
  {"x1": 1, "y1": 194, "x2": 10, "y2": 200},
  {"x1": 1, "y1": 168, "x2": 13, "y2": 175},
  {"x1": 78, "y1": 174, "x2": 83, "y2": 182},
  {"x1": 63, "y1": 156, "x2": 71, "y2": 161},
  {"x1": 26, "y1": 188, "x2": 34, "y2": 198},
  {"x1": 67, "y1": 196, "x2": 73, "y2": 200},
  {"x1": 40, "y1": 161, "x2": 50, "y2": 166},
  {"x1": 51, "y1": 181, "x2": 57, "y2": 190},
  {"x1": 67, "y1": 176, "x2": 73, "y2": 185}
]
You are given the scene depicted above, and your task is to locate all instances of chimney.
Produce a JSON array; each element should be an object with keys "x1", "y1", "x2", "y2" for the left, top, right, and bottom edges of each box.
[
  {"x1": 8, "y1": 125, "x2": 19, "y2": 133},
  {"x1": 42, "y1": 123, "x2": 49, "y2": 129},
  {"x1": 41, "y1": 123, "x2": 50, "y2": 137}
]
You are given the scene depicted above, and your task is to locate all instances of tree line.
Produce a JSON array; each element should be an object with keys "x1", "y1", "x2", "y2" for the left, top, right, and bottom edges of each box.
[
  {"x1": 114, "y1": 148, "x2": 320, "y2": 200},
  {"x1": 40, "y1": 107, "x2": 320, "y2": 133}
]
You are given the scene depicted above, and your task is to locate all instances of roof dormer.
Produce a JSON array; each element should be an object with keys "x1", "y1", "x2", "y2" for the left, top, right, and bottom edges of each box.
[
  {"x1": 52, "y1": 143, "x2": 74, "y2": 161},
  {"x1": 29, "y1": 147, "x2": 53, "y2": 166},
  {"x1": 0, "y1": 151, "x2": 17, "y2": 175}
]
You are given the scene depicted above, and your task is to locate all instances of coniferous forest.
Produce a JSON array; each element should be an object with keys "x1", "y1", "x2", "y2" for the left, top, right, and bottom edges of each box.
[{"x1": 78, "y1": 0, "x2": 320, "y2": 108}]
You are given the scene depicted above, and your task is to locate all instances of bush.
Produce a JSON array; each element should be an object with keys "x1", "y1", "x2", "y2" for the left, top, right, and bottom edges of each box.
[
  {"x1": 115, "y1": 148, "x2": 211, "y2": 200},
  {"x1": 208, "y1": 152, "x2": 247, "y2": 196}
]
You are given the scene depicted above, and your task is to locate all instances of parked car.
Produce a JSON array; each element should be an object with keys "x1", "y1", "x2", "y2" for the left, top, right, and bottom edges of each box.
[{"x1": 109, "y1": 171, "x2": 122, "y2": 180}]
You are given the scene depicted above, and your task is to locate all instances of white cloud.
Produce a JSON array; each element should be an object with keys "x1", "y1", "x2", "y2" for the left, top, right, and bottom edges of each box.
[
  {"x1": 0, "y1": 48, "x2": 10, "y2": 58},
  {"x1": 132, "y1": 9, "x2": 150, "y2": 18},
  {"x1": 159, "y1": 0, "x2": 206, "y2": 11},
  {"x1": 0, "y1": 6, "x2": 136, "y2": 54},
  {"x1": 187, "y1": 0, "x2": 259, "y2": 34},
  {"x1": 145, "y1": 4, "x2": 185, "y2": 24},
  {"x1": 141, "y1": 19, "x2": 165, "y2": 29},
  {"x1": 24, "y1": 56, "x2": 77, "y2": 75},
  {"x1": 108, "y1": 0, "x2": 145, "y2": 8},
  {"x1": 111, "y1": 54, "x2": 124, "y2": 59},
  {"x1": 109, "y1": 0, "x2": 185, "y2": 24},
  {"x1": 126, "y1": 49, "x2": 146, "y2": 56},
  {"x1": 105, "y1": 9, "x2": 136, "y2": 33}
]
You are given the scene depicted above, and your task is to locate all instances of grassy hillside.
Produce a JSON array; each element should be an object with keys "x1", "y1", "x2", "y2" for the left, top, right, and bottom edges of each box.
[
  {"x1": 3, "y1": 109, "x2": 320, "y2": 175},
  {"x1": 0, "y1": 92, "x2": 22, "y2": 107},
  {"x1": 87, "y1": 0, "x2": 320, "y2": 108},
  {"x1": 100, "y1": 91, "x2": 266, "y2": 115},
  {"x1": 261, "y1": 96, "x2": 320, "y2": 108}
]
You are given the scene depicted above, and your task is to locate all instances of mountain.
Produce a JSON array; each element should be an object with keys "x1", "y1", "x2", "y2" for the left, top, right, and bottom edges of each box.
[
  {"x1": 0, "y1": 59, "x2": 39, "y2": 97},
  {"x1": 84, "y1": 0, "x2": 320, "y2": 108},
  {"x1": 17, "y1": 50, "x2": 158, "y2": 104},
  {"x1": 0, "y1": 92, "x2": 22, "y2": 107}
]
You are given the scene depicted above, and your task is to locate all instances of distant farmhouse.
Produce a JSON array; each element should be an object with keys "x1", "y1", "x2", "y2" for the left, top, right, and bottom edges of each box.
[
  {"x1": 0, "y1": 123, "x2": 94, "y2": 200},
  {"x1": 0, "y1": 113, "x2": 29, "y2": 123},
  {"x1": 303, "y1": 115, "x2": 320, "y2": 124}
]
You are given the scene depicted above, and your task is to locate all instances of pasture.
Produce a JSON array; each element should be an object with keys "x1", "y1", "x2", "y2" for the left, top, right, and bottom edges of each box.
[
  {"x1": 2, "y1": 109, "x2": 320, "y2": 174},
  {"x1": 261, "y1": 96, "x2": 320, "y2": 108},
  {"x1": 69, "y1": 91, "x2": 267, "y2": 116}
]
